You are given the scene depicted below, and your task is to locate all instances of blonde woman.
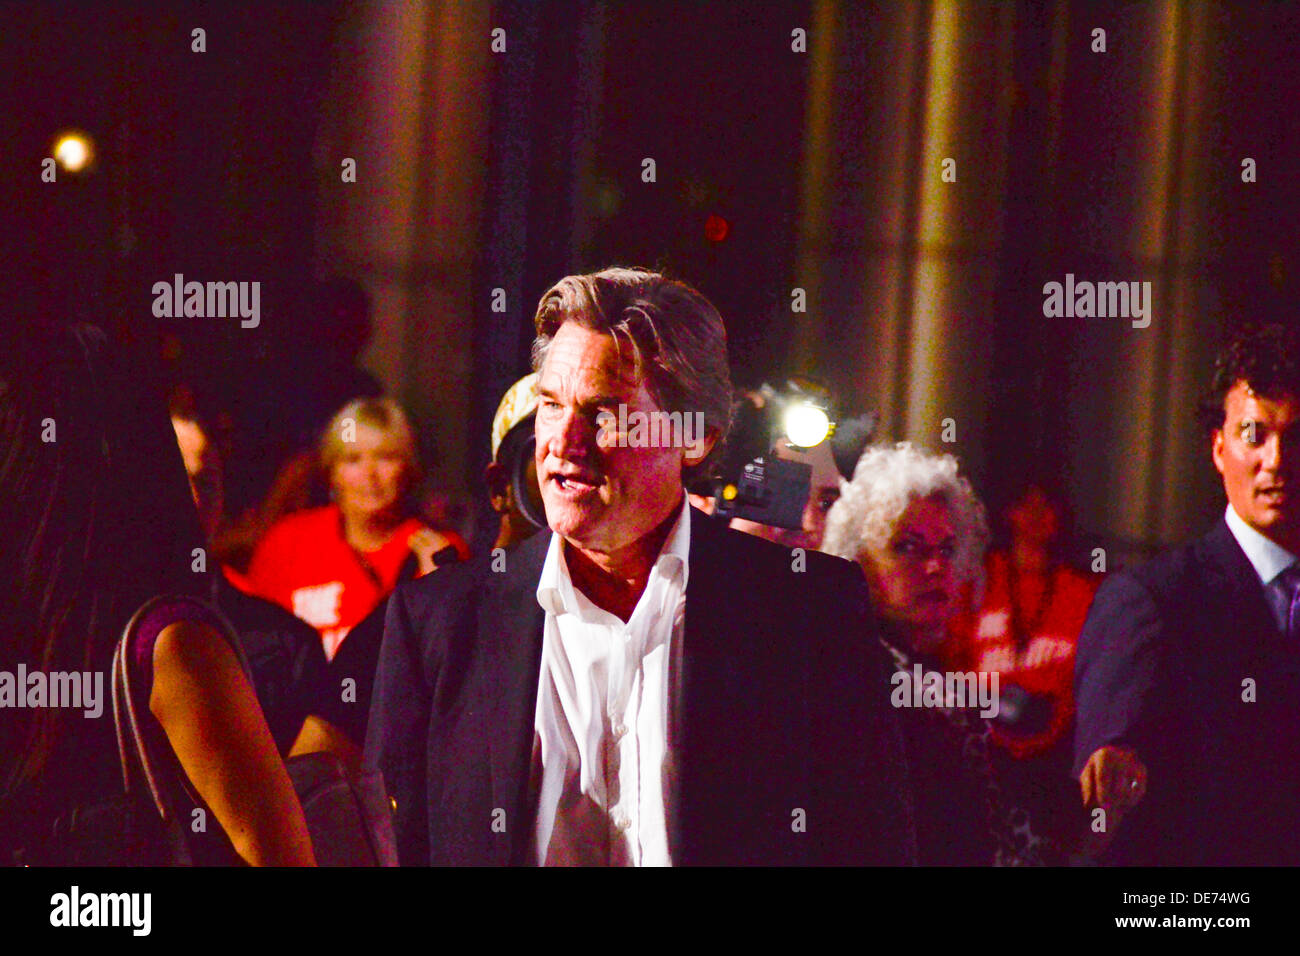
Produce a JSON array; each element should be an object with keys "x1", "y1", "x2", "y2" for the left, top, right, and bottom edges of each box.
[{"x1": 247, "y1": 397, "x2": 467, "y2": 659}]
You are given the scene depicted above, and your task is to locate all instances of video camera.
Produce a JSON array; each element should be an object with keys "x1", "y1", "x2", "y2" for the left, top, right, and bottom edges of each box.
[{"x1": 694, "y1": 379, "x2": 877, "y2": 530}]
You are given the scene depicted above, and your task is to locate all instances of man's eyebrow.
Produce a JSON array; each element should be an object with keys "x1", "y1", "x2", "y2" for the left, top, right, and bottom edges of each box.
[
  {"x1": 535, "y1": 384, "x2": 625, "y2": 407},
  {"x1": 1236, "y1": 417, "x2": 1298, "y2": 431}
]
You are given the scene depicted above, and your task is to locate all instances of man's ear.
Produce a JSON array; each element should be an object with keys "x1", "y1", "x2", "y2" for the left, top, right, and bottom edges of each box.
[
  {"x1": 855, "y1": 553, "x2": 886, "y2": 606},
  {"x1": 1211, "y1": 427, "x2": 1226, "y2": 478},
  {"x1": 682, "y1": 426, "x2": 719, "y2": 469},
  {"x1": 484, "y1": 461, "x2": 509, "y2": 512}
]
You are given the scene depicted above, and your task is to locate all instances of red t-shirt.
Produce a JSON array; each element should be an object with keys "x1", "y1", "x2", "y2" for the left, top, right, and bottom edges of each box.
[
  {"x1": 948, "y1": 552, "x2": 1100, "y2": 759},
  {"x1": 246, "y1": 505, "x2": 435, "y2": 660}
]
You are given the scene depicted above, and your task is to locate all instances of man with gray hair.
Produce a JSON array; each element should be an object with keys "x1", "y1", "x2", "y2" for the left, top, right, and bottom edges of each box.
[{"x1": 366, "y1": 267, "x2": 914, "y2": 866}]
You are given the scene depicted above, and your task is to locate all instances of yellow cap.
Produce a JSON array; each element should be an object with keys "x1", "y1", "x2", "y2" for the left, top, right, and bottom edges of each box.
[{"x1": 490, "y1": 372, "x2": 540, "y2": 460}]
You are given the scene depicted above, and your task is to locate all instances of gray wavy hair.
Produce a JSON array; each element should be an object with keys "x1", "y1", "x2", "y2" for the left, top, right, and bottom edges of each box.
[
  {"x1": 529, "y1": 267, "x2": 733, "y2": 480},
  {"x1": 822, "y1": 441, "x2": 990, "y2": 598}
]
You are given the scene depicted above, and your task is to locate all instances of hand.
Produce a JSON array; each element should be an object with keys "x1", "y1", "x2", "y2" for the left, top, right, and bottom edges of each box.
[
  {"x1": 1079, "y1": 745, "x2": 1148, "y2": 820},
  {"x1": 409, "y1": 526, "x2": 452, "y2": 576}
]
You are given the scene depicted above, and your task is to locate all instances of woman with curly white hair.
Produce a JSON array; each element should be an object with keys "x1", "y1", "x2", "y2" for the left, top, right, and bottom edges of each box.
[
  {"x1": 824, "y1": 441, "x2": 989, "y2": 654},
  {"x1": 825, "y1": 442, "x2": 1047, "y2": 865}
]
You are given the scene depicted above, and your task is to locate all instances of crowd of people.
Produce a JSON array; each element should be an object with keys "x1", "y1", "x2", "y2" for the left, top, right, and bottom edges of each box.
[{"x1": 3, "y1": 267, "x2": 1297, "y2": 867}]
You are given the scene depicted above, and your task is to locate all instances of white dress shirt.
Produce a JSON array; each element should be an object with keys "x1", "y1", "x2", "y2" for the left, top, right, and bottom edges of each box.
[
  {"x1": 1224, "y1": 503, "x2": 1298, "y2": 631},
  {"x1": 530, "y1": 495, "x2": 690, "y2": 866},
  {"x1": 1224, "y1": 502, "x2": 1297, "y2": 586}
]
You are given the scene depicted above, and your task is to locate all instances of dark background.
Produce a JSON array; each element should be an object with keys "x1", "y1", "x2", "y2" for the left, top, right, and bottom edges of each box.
[{"x1": 4, "y1": 0, "x2": 1296, "y2": 558}]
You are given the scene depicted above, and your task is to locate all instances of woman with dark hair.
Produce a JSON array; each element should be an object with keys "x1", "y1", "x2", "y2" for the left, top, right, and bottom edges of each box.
[
  {"x1": 1, "y1": 321, "x2": 314, "y2": 866},
  {"x1": 948, "y1": 482, "x2": 1099, "y2": 861},
  {"x1": 968, "y1": 483, "x2": 1098, "y2": 760}
]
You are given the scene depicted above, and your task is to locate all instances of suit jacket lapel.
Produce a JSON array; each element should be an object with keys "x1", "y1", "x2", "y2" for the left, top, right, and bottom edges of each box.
[
  {"x1": 480, "y1": 530, "x2": 549, "y2": 865},
  {"x1": 1197, "y1": 517, "x2": 1281, "y2": 646},
  {"x1": 674, "y1": 508, "x2": 747, "y2": 864}
]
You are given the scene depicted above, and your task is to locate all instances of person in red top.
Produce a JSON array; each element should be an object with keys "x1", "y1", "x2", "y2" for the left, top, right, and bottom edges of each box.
[
  {"x1": 248, "y1": 397, "x2": 468, "y2": 659},
  {"x1": 960, "y1": 484, "x2": 1099, "y2": 760},
  {"x1": 943, "y1": 482, "x2": 1099, "y2": 862}
]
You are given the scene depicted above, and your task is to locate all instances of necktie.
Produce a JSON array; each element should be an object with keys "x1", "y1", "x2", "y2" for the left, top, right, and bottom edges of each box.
[{"x1": 1273, "y1": 565, "x2": 1300, "y2": 639}]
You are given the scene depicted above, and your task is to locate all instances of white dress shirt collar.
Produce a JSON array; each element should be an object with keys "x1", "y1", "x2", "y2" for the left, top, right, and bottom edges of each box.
[
  {"x1": 1224, "y1": 502, "x2": 1298, "y2": 586},
  {"x1": 536, "y1": 494, "x2": 691, "y2": 619}
]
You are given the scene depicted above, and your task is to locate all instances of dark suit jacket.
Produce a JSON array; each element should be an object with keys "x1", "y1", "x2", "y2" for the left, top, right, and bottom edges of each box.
[
  {"x1": 365, "y1": 506, "x2": 917, "y2": 866},
  {"x1": 1073, "y1": 517, "x2": 1300, "y2": 865}
]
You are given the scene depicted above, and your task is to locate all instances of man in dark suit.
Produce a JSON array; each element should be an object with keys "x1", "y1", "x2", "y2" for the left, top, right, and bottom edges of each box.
[
  {"x1": 1074, "y1": 322, "x2": 1300, "y2": 865},
  {"x1": 365, "y1": 267, "x2": 915, "y2": 865}
]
